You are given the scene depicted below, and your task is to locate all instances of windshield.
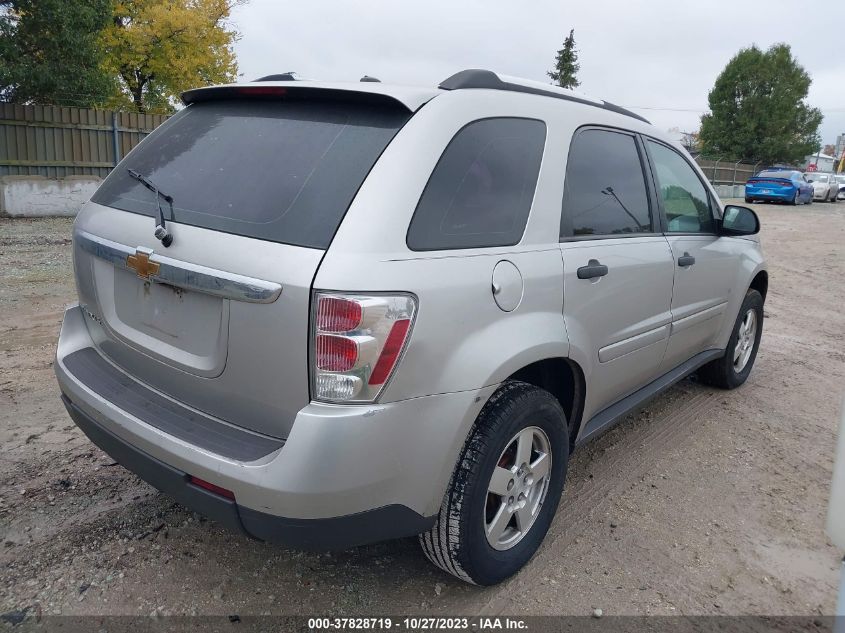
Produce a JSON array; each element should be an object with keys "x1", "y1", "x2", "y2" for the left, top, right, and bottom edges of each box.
[{"x1": 92, "y1": 99, "x2": 410, "y2": 249}]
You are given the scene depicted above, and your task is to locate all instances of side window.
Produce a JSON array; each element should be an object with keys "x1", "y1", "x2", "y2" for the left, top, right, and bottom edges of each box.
[
  {"x1": 560, "y1": 128, "x2": 652, "y2": 237},
  {"x1": 647, "y1": 141, "x2": 715, "y2": 234},
  {"x1": 406, "y1": 118, "x2": 546, "y2": 251}
]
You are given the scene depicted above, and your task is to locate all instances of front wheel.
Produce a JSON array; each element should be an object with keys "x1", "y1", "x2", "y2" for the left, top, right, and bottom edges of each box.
[
  {"x1": 790, "y1": 191, "x2": 799, "y2": 206},
  {"x1": 419, "y1": 381, "x2": 569, "y2": 585},
  {"x1": 698, "y1": 289, "x2": 763, "y2": 389}
]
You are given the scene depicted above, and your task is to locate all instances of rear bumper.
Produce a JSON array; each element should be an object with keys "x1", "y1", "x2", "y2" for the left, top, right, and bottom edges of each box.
[
  {"x1": 62, "y1": 395, "x2": 433, "y2": 549},
  {"x1": 55, "y1": 305, "x2": 494, "y2": 549}
]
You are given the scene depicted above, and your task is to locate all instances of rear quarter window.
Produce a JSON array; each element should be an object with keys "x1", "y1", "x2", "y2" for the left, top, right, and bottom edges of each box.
[
  {"x1": 406, "y1": 118, "x2": 546, "y2": 251},
  {"x1": 92, "y1": 100, "x2": 410, "y2": 249}
]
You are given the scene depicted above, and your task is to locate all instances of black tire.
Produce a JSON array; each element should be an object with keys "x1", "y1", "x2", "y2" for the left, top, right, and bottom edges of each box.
[
  {"x1": 744, "y1": 197, "x2": 753, "y2": 204},
  {"x1": 698, "y1": 289, "x2": 763, "y2": 389},
  {"x1": 790, "y1": 191, "x2": 799, "y2": 206},
  {"x1": 419, "y1": 381, "x2": 569, "y2": 585}
]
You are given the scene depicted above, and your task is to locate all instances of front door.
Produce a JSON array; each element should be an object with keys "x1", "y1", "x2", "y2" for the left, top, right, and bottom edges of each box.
[
  {"x1": 559, "y1": 128, "x2": 675, "y2": 422},
  {"x1": 643, "y1": 139, "x2": 739, "y2": 373}
]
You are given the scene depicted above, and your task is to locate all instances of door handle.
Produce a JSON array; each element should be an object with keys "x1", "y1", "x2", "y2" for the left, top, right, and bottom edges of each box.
[
  {"x1": 677, "y1": 252, "x2": 696, "y2": 267},
  {"x1": 577, "y1": 259, "x2": 609, "y2": 280}
]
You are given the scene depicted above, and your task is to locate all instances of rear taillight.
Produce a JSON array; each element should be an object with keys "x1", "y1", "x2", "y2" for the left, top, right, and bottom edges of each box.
[
  {"x1": 311, "y1": 292, "x2": 416, "y2": 402},
  {"x1": 368, "y1": 319, "x2": 412, "y2": 385},
  {"x1": 317, "y1": 296, "x2": 363, "y2": 332}
]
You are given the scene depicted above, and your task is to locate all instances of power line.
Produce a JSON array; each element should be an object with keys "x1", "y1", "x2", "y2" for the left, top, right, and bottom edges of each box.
[{"x1": 626, "y1": 105, "x2": 845, "y2": 114}]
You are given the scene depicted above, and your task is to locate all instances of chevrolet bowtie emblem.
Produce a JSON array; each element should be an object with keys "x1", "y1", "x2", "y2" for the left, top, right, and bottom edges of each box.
[{"x1": 126, "y1": 249, "x2": 160, "y2": 280}]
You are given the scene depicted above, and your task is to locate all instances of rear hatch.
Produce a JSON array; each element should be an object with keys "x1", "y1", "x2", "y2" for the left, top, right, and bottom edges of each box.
[{"x1": 72, "y1": 91, "x2": 412, "y2": 439}]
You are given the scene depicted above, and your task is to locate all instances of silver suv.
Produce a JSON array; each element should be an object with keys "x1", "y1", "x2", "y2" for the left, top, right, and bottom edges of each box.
[{"x1": 55, "y1": 70, "x2": 767, "y2": 585}]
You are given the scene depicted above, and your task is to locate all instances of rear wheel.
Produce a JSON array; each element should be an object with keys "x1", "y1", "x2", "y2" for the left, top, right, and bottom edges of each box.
[
  {"x1": 698, "y1": 289, "x2": 763, "y2": 389},
  {"x1": 744, "y1": 197, "x2": 753, "y2": 204},
  {"x1": 419, "y1": 381, "x2": 568, "y2": 585}
]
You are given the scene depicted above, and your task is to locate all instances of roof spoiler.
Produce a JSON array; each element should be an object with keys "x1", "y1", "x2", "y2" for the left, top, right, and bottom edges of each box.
[{"x1": 180, "y1": 85, "x2": 413, "y2": 111}]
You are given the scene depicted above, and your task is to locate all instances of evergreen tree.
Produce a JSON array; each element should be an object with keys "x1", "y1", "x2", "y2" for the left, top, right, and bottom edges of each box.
[{"x1": 547, "y1": 30, "x2": 580, "y2": 89}]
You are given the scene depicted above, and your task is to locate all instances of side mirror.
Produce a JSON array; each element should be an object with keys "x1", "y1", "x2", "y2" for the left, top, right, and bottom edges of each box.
[
  {"x1": 807, "y1": 179, "x2": 814, "y2": 183},
  {"x1": 721, "y1": 205, "x2": 760, "y2": 236}
]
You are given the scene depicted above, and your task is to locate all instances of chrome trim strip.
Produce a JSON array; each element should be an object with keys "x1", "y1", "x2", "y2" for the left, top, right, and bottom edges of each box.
[{"x1": 75, "y1": 230, "x2": 282, "y2": 304}]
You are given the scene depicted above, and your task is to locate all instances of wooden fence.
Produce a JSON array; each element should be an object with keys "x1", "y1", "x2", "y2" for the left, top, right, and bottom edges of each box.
[
  {"x1": 0, "y1": 105, "x2": 788, "y2": 187},
  {"x1": 0, "y1": 104, "x2": 169, "y2": 179}
]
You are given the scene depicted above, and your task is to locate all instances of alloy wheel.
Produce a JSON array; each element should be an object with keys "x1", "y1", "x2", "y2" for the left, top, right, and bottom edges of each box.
[
  {"x1": 733, "y1": 309, "x2": 757, "y2": 373},
  {"x1": 484, "y1": 426, "x2": 552, "y2": 551}
]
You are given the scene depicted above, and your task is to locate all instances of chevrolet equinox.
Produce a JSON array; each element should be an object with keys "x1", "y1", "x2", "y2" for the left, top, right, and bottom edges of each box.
[{"x1": 55, "y1": 70, "x2": 767, "y2": 585}]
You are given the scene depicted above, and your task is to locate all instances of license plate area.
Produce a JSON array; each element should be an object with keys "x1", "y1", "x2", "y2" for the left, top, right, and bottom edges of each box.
[{"x1": 92, "y1": 259, "x2": 229, "y2": 377}]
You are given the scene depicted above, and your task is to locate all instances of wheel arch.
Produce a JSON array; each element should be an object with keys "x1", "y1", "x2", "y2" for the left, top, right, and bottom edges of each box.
[
  {"x1": 506, "y1": 356, "x2": 586, "y2": 452},
  {"x1": 749, "y1": 269, "x2": 768, "y2": 303}
]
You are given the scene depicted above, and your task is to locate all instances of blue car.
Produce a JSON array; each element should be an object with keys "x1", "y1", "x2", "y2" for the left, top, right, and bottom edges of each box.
[{"x1": 745, "y1": 169, "x2": 813, "y2": 205}]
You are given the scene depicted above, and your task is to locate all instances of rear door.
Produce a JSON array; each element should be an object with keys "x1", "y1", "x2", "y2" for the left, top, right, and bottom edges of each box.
[
  {"x1": 643, "y1": 139, "x2": 739, "y2": 373},
  {"x1": 559, "y1": 127, "x2": 675, "y2": 421},
  {"x1": 73, "y1": 95, "x2": 412, "y2": 438}
]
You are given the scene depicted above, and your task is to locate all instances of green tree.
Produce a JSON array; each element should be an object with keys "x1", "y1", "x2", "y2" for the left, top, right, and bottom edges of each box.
[
  {"x1": 547, "y1": 29, "x2": 580, "y2": 89},
  {"x1": 699, "y1": 44, "x2": 822, "y2": 164},
  {"x1": 0, "y1": 0, "x2": 114, "y2": 106},
  {"x1": 101, "y1": 0, "x2": 244, "y2": 113}
]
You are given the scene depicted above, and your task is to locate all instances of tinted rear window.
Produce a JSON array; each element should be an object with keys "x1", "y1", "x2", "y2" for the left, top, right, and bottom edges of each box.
[
  {"x1": 406, "y1": 118, "x2": 546, "y2": 251},
  {"x1": 92, "y1": 100, "x2": 410, "y2": 249},
  {"x1": 755, "y1": 171, "x2": 796, "y2": 179}
]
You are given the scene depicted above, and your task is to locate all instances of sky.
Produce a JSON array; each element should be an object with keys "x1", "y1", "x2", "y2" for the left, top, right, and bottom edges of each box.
[{"x1": 230, "y1": 0, "x2": 844, "y2": 152}]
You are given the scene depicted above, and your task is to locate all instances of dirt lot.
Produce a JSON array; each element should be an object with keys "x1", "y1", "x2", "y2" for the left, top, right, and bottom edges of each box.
[{"x1": 1, "y1": 201, "x2": 844, "y2": 619}]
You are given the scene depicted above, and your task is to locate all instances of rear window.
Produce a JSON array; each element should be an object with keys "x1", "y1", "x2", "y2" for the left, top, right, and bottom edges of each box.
[
  {"x1": 756, "y1": 171, "x2": 796, "y2": 179},
  {"x1": 92, "y1": 100, "x2": 410, "y2": 249},
  {"x1": 406, "y1": 118, "x2": 546, "y2": 251}
]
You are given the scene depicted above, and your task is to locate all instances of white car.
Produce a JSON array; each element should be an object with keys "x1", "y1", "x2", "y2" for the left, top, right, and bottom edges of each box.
[
  {"x1": 836, "y1": 174, "x2": 845, "y2": 201},
  {"x1": 804, "y1": 172, "x2": 839, "y2": 202}
]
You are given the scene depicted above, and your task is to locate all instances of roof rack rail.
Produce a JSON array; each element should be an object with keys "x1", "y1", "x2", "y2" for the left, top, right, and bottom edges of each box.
[
  {"x1": 438, "y1": 69, "x2": 649, "y2": 124},
  {"x1": 255, "y1": 72, "x2": 298, "y2": 82}
]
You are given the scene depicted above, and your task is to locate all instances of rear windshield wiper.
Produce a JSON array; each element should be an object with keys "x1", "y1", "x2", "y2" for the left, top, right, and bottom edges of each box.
[{"x1": 127, "y1": 169, "x2": 174, "y2": 247}]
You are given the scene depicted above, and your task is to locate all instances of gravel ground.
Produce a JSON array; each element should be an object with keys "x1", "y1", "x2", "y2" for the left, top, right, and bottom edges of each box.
[{"x1": 1, "y1": 201, "x2": 843, "y2": 618}]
